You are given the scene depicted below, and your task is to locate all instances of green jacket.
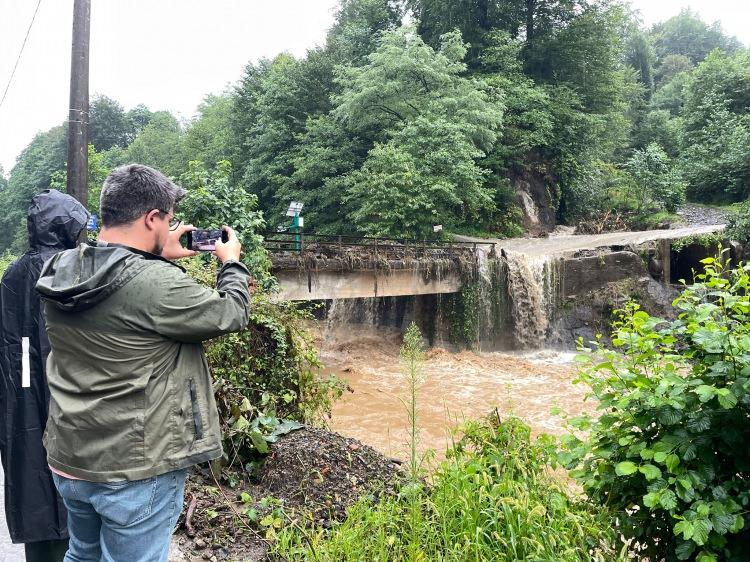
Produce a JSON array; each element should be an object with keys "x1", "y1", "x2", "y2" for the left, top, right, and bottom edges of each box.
[{"x1": 36, "y1": 242, "x2": 250, "y2": 482}]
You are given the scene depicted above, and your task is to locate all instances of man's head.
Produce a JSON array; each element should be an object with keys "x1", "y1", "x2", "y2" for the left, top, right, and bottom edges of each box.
[{"x1": 99, "y1": 164, "x2": 186, "y2": 255}]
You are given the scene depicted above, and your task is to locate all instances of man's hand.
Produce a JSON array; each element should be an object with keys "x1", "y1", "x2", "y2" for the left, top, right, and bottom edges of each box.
[
  {"x1": 162, "y1": 223, "x2": 198, "y2": 260},
  {"x1": 214, "y1": 226, "x2": 242, "y2": 263}
]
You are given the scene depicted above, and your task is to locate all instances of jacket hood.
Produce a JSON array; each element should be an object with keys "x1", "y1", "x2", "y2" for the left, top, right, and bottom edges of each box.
[
  {"x1": 28, "y1": 189, "x2": 89, "y2": 252},
  {"x1": 36, "y1": 242, "x2": 157, "y2": 312}
]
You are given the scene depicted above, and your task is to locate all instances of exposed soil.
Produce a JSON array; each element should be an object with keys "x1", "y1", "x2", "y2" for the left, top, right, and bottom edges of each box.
[{"x1": 171, "y1": 427, "x2": 405, "y2": 562}]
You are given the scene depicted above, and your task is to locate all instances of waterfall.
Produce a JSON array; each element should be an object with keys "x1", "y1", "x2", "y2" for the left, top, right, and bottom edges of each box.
[
  {"x1": 319, "y1": 246, "x2": 563, "y2": 351},
  {"x1": 502, "y1": 250, "x2": 550, "y2": 349}
]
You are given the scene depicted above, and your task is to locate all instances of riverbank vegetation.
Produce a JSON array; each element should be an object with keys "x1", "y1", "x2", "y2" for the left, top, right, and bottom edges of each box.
[
  {"x1": 1, "y1": 1, "x2": 748, "y2": 251},
  {"x1": 561, "y1": 257, "x2": 750, "y2": 561}
]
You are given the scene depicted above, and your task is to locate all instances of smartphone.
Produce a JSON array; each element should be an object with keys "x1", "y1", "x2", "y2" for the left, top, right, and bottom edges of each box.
[{"x1": 186, "y1": 229, "x2": 229, "y2": 252}]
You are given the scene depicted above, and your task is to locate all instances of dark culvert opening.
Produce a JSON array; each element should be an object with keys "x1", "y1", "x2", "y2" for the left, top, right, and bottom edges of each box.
[{"x1": 670, "y1": 243, "x2": 718, "y2": 284}]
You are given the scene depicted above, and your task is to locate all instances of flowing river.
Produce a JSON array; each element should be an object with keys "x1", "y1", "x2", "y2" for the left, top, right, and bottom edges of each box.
[{"x1": 320, "y1": 325, "x2": 591, "y2": 461}]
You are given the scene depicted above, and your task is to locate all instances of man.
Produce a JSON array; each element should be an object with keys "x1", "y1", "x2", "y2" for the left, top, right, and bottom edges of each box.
[
  {"x1": 0, "y1": 190, "x2": 89, "y2": 562},
  {"x1": 36, "y1": 164, "x2": 251, "y2": 561}
]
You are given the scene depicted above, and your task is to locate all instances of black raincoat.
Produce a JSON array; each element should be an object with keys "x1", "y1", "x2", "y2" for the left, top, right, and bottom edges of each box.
[{"x1": 0, "y1": 189, "x2": 88, "y2": 543}]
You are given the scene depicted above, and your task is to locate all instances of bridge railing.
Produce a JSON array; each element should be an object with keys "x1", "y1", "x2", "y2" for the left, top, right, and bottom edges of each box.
[{"x1": 263, "y1": 231, "x2": 491, "y2": 258}]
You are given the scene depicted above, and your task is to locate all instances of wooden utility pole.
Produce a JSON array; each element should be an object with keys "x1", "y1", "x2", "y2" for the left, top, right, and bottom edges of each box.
[{"x1": 66, "y1": 0, "x2": 91, "y2": 209}]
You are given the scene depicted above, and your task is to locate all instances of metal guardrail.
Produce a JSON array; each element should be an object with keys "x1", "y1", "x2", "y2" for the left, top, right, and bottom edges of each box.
[{"x1": 262, "y1": 231, "x2": 492, "y2": 256}]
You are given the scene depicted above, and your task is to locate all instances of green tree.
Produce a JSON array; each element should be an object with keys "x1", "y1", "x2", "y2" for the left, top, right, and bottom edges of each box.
[
  {"x1": 633, "y1": 110, "x2": 682, "y2": 157},
  {"x1": 626, "y1": 142, "x2": 685, "y2": 212},
  {"x1": 326, "y1": 0, "x2": 402, "y2": 64},
  {"x1": 183, "y1": 94, "x2": 233, "y2": 168},
  {"x1": 655, "y1": 54, "x2": 693, "y2": 87},
  {"x1": 0, "y1": 125, "x2": 67, "y2": 252},
  {"x1": 333, "y1": 27, "x2": 503, "y2": 236},
  {"x1": 679, "y1": 50, "x2": 750, "y2": 201},
  {"x1": 652, "y1": 70, "x2": 691, "y2": 116},
  {"x1": 233, "y1": 50, "x2": 335, "y2": 214},
  {"x1": 123, "y1": 111, "x2": 186, "y2": 177},
  {"x1": 650, "y1": 9, "x2": 743, "y2": 66},
  {"x1": 626, "y1": 30, "x2": 655, "y2": 94},
  {"x1": 89, "y1": 95, "x2": 131, "y2": 151}
]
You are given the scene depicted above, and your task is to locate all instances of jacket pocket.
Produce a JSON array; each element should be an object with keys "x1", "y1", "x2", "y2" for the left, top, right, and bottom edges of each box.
[{"x1": 188, "y1": 378, "x2": 204, "y2": 441}]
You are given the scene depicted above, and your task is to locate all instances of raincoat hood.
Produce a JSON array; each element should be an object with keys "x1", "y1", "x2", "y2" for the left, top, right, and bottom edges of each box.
[
  {"x1": 36, "y1": 242, "x2": 160, "y2": 312},
  {"x1": 27, "y1": 189, "x2": 89, "y2": 255}
]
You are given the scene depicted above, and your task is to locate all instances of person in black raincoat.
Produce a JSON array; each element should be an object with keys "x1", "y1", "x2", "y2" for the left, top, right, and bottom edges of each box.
[{"x1": 0, "y1": 189, "x2": 89, "y2": 562}]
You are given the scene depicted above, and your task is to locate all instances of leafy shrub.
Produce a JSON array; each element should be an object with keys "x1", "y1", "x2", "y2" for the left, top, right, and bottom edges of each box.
[
  {"x1": 275, "y1": 416, "x2": 626, "y2": 561},
  {"x1": 179, "y1": 159, "x2": 271, "y2": 281},
  {"x1": 561, "y1": 257, "x2": 750, "y2": 561},
  {"x1": 726, "y1": 200, "x2": 750, "y2": 243},
  {"x1": 626, "y1": 142, "x2": 686, "y2": 213}
]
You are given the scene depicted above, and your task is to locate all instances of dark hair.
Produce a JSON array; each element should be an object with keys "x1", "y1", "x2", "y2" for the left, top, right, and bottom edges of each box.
[{"x1": 99, "y1": 164, "x2": 186, "y2": 227}]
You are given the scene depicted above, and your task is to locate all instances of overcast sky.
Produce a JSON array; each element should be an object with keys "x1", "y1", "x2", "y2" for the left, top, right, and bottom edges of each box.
[{"x1": 1, "y1": 0, "x2": 748, "y2": 175}]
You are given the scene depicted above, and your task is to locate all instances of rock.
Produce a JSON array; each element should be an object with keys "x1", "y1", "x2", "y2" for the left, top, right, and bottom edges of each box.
[
  {"x1": 511, "y1": 170, "x2": 556, "y2": 235},
  {"x1": 561, "y1": 251, "x2": 648, "y2": 298},
  {"x1": 194, "y1": 538, "x2": 206, "y2": 549}
]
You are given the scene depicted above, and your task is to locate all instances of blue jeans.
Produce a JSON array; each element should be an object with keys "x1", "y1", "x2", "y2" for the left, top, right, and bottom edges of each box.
[{"x1": 52, "y1": 469, "x2": 187, "y2": 562}]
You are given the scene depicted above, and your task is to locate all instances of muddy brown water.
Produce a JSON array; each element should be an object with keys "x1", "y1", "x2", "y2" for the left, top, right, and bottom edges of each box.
[{"x1": 320, "y1": 326, "x2": 593, "y2": 462}]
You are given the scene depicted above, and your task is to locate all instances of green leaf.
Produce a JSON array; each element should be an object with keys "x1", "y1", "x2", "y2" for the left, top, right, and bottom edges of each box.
[
  {"x1": 716, "y1": 388, "x2": 738, "y2": 409},
  {"x1": 640, "y1": 448, "x2": 654, "y2": 460},
  {"x1": 675, "y1": 539, "x2": 696, "y2": 560},
  {"x1": 695, "y1": 385, "x2": 716, "y2": 403},
  {"x1": 654, "y1": 451, "x2": 668, "y2": 463},
  {"x1": 639, "y1": 464, "x2": 662, "y2": 480},
  {"x1": 711, "y1": 513, "x2": 736, "y2": 535},
  {"x1": 674, "y1": 520, "x2": 694, "y2": 540},
  {"x1": 692, "y1": 519, "x2": 713, "y2": 546},
  {"x1": 249, "y1": 429, "x2": 269, "y2": 454},
  {"x1": 615, "y1": 461, "x2": 638, "y2": 476},
  {"x1": 696, "y1": 552, "x2": 717, "y2": 562},
  {"x1": 666, "y1": 453, "x2": 680, "y2": 473},
  {"x1": 643, "y1": 492, "x2": 660, "y2": 508},
  {"x1": 660, "y1": 489, "x2": 678, "y2": 510}
]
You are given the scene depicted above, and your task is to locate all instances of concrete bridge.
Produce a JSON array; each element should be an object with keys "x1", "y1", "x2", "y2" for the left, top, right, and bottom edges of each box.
[
  {"x1": 267, "y1": 225, "x2": 728, "y2": 301},
  {"x1": 267, "y1": 233, "x2": 479, "y2": 301}
]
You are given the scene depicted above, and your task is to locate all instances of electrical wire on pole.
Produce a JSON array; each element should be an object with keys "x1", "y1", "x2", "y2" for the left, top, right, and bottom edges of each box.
[{"x1": 0, "y1": 0, "x2": 43, "y2": 112}]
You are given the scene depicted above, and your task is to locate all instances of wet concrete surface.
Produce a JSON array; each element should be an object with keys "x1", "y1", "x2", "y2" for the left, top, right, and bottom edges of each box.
[
  {"x1": 457, "y1": 224, "x2": 725, "y2": 258},
  {"x1": 0, "y1": 465, "x2": 24, "y2": 561}
]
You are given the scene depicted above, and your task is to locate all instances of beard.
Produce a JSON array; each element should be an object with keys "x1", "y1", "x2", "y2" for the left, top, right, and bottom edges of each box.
[{"x1": 150, "y1": 240, "x2": 164, "y2": 256}]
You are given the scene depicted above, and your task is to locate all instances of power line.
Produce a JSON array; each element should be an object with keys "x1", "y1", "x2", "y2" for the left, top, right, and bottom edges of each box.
[{"x1": 0, "y1": 0, "x2": 43, "y2": 111}]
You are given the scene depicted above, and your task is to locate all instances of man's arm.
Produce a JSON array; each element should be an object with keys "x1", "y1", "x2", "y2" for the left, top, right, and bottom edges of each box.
[{"x1": 146, "y1": 226, "x2": 251, "y2": 343}]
